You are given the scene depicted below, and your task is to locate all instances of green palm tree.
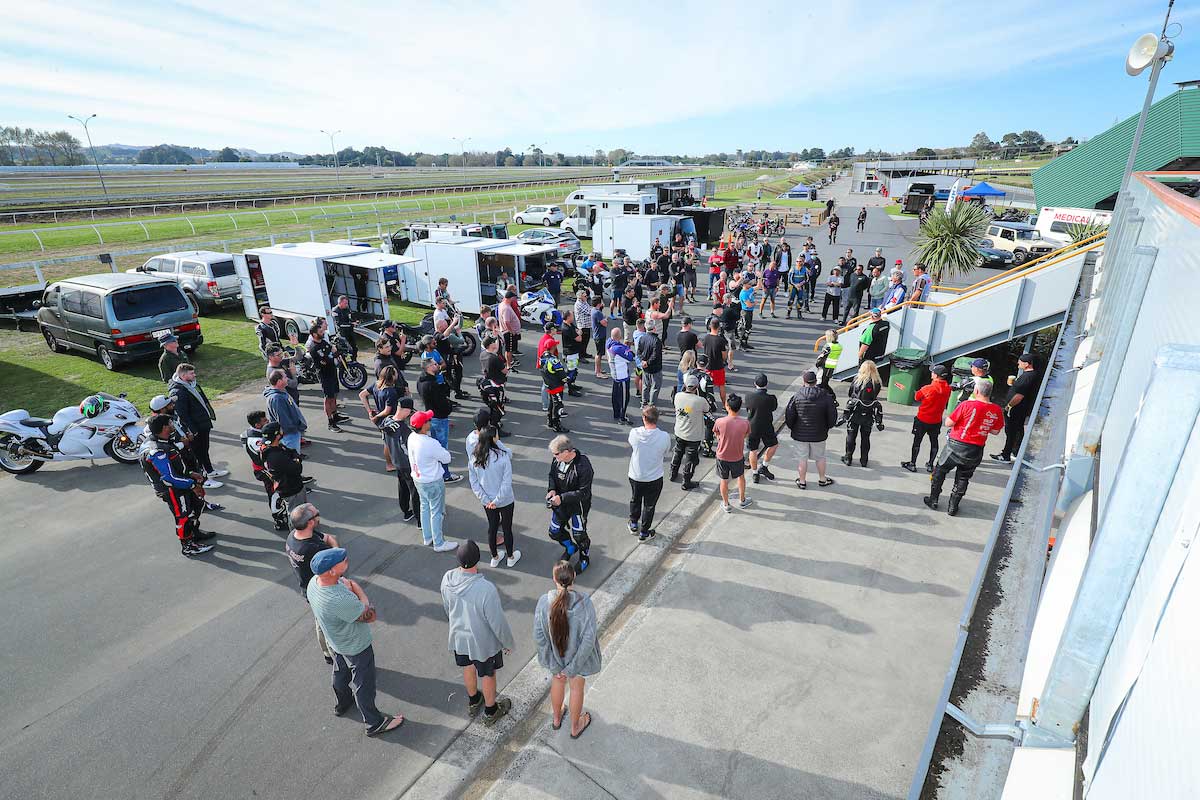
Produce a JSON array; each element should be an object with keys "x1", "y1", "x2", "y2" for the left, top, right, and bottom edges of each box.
[{"x1": 912, "y1": 202, "x2": 992, "y2": 283}]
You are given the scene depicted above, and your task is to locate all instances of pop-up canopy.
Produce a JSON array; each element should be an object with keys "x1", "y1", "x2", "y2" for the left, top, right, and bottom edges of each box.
[{"x1": 962, "y1": 181, "x2": 1006, "y2": 197}]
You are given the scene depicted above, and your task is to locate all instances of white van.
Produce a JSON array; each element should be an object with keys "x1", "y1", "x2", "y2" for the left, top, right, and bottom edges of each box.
[{"x1": 1031, "y1": 207, "x2": 1113, "y2": 246}]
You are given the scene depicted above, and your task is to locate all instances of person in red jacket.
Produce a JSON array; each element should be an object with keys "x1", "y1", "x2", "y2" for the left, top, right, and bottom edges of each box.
[
  {"x1": 902, "y1": 365, "x2": 952, "y2": 474},
  {"x1": 923, "y1": 379, "x2": 1003, "y2": 516}
]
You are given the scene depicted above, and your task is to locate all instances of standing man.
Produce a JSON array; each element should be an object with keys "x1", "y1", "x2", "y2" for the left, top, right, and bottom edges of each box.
[
  {"x1": 992, "y1": 353, "x2": 1040, "y2": 463},
  {"x1": 868, "y1": 267, "x2": 888, "y2": 309},
  {"x1": 714, "y1": 393, "x2": 752, "y2": 513},
  {"x1": 307, "y1": 548, "x2": 406, "y2": 737},
  {"x1": 637, "y1": 319, "x2": 664, "y2": 408},
  {"x1": 867, "y1": 248, "x2": 886, "y2": 275},
  {"x1": 560, "y1": 309, "x2": 585, "y2": 397},
  {"x1": 737, "y1": 276, "x2": 756, "y2": 350},
  {"x1": 546, "y1": 435, "x2": 594, "y2": 573},
  {"x1": 139, "y1": 415, "x2": 214, "y2": 557},
  {"x1": 841, "y1": 265, "x2": 872, "y2": 326},
  {"x1": 856, "y1": 207, "x2": 867, "y2": 233},
  {"x1": 265, "y1": 344, "x2": 301, "y2": 407},
  {"x1": 416, "y1": 360, "x2": 460, "y2": 482},
  {"x1": 627, "y1": 405, "x2": 671, "y2": 541},
  {"x1": 332, "y1": 295, "x2": 357, "y2": 360},
  {"x1": 670, "y1": 372, "x2": 706, "y2": 490},
  {"x1": 785, "y1": 252, "x2": 808, "y2": 320},
  {"x1": 924, "y1": 379, "x2": 1004, "y2": 516},
  {"x1": 910, "y1": 263, "x2": 932, "y2": 304},
  {"x1": 284, "y1": 502, "x2": 338, "y2": 663},
  {"x1": 545, "y1": 260, "x2": 564, "y2": 307},
  {"x1": 256, "y1": 306, "x2": 283, "y2": 356},
  {"x1": 827, "y1": 212, "x2": 840, "y2": 245},
  {"x1": 265, "y1": 369, "x2": 307, "y2": 452},
  {"x1": 307, "y1": 318, "x2": 351, "y2": 433},
  {"x1": 758, "y1": 256, "x2": 781, "y2": 318},
  {"x1": 441, "y1": 540, "x2": 516, "y2": 726},
  {"x1": 382, "y1": 398, "x2": 419, "y2": 523},
  {"x1": 675, "y1": 316, "x2": 699, "y2": 358},
  {"x1": 498, "y1": 290, "x2": 522, "y2": 363},
  {"x1": 262, "y1": 422, "x2": 310, "y2": 523},
  {"x1": 784, "y1": 370, "x2": 837, "y2": 490},
  {"x1": 701, "y1": 317, "x2": 730, "y2": 406},
  {"x1": 744, "y1": 373, "x2": 779, "y2": 484},
  {"x1": 408, "y1": 410, "x2": 459, "y2": 552},
  {"x1": 882, "y1": 270, "x2": 907, "y2": 309},
  {"x1": 157, "y1": 333, "x2": 188, "y2": 383},
  {"x1": 590, "y1": 297, "x2": 609, "y2": 379},
  {"x1": 902, "y1": 364, "x2": 952, "y2": 473},
  {"x1": 606, "y1": 326, "x2": 635, "y2": 424},
  {"x1": 957, "y1": 358, "x2": 994, "y2": 404},
  {"x1": 168, "y1": 363, "x2": 225, "y2": 487},
  {"x1": 858, "y1": 308, "x2": 891, "y2": 364}
]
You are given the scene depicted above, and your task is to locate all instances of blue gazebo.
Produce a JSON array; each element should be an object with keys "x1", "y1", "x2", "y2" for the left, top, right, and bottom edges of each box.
[{"x1": 961, "y1": 181, "x2": 1006, "y2": 198}]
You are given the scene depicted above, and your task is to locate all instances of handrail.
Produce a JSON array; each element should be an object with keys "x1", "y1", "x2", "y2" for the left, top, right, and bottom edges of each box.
[
  {"x1": 931, "y1": 231, "x2": 1108, "y2": 294},
  {"x1": 812, "y1": 238, "x2": 1106, "y2": 352}
]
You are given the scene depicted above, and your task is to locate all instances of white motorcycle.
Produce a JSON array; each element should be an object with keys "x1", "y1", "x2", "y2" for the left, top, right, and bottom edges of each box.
[
  {"x1": 0, "y1": 393, "x2": 143, "y2": 475},
  {"x1": 519, "y1": 288, "x2": 562, "y2": 328}
]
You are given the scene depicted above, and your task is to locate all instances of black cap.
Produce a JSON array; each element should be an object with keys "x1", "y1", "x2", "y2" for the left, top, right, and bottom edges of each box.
[
  {"x1": 261, "y1": 421, "x2": 282, "y2": 439},
  {"x1": 398, "y1": 396, "x2": 415, "y2": 410},
  {"x1": 754, "y1": 373, "x2": 768, "y2": 388},
  {"x1": 473, "y1": 407, "x2": 492, "y2": 429},
  {"x1": 931, "y1": 364, "x2": 949, "y2": 378},
  {"x1": 803, "y1": 370, "x2": 818, "y2": 384},
  {"x1": 456, "y1": 540, "x2": 481, "y2": 568}
]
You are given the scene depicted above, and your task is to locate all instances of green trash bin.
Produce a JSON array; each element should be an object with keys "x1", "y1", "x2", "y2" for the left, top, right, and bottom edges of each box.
[
  {"x1": 945, "y1": 356, "x2": 976, "y2": 414},
  {"x1": 887, "y1": 348, "x2": 928, "y2": 406}
]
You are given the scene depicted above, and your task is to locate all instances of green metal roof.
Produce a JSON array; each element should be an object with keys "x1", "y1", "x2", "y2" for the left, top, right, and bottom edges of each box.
[{"x1": 1033, "y1": 89, "x2": 1200, "y2": 210}]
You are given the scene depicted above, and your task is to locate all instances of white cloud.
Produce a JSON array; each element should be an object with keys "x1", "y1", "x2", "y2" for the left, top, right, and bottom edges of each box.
[{"x1": 1, "y1": 0, "x2": 1189, "y2": 152}]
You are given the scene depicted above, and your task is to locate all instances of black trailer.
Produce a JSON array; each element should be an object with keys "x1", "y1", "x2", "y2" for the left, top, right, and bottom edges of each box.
[{"x1": 666, "y1": 206, "x2": 727, "y2": 245}]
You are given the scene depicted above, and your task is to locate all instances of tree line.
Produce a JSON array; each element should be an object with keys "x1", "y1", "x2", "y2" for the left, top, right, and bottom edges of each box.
[{"x1": 0, "y1": 126, "x2": 85, "y2": 166}]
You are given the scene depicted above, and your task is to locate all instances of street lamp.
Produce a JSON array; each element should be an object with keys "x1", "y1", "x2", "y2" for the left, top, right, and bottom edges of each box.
[
  {"x1": 320, "y1": 129, "x2": 342, "y2": 184},
  {"x1": 1117, "y1": 26, "x2": 1176, "y2": 196},
  {"x1": 67, "y1": 113, "x2": 109, "y2": 202},
  {"x1": 451, "y1": 136, "x2": 472, "y2": 174}
]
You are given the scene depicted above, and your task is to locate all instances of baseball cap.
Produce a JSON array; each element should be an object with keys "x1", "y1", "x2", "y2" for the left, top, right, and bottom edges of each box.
[
  {"x1": 971, "y1": 358, "x2": 990, "y2": 369},
  {"x1": 803, "y1": 370, "x2": 818, "y2": 384},
  {"x1": 149, "y1": 395, "x2": 171, "y2": 412},
  {"x1": 473, "y1": 407, "x2": 492, "y2": 429},
  {"x1": 158, "y1": 333, "x2": 177, "y2": 345},
  {"x1": 261, "y1": 421, "x2": 282, "y2": 439},
  {"x1": 870, "y1": 308, "x2": 882, "y2": 318},
  {"x1": 410, "y1": 410, "x2": 434, "y2": 429},
  {"x1": 683, "y1": 372, "x2": 700, "y2": 389},
  {"x1": 398, "y1": 396, "x2": 415, "y2": 410},
  {"x1": 310, "y1": 547, "x2": 347, "y2": 576},
  {"x1": 754, "y1": 373, "x2": 768, "y2": 388},
  {"x1": 894, "y1": 259, "x2": 903, "y2": 265},
  {"x1": 931, "y1": 364, "x2": 949, "y2": 378},
  {"x1": 456, "y1": 540, "x2": 481, "y2": 569}
]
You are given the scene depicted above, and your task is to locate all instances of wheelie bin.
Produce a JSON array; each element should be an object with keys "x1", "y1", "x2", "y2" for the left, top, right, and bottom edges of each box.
[
  {"x1": 945, "y1": 356, "x2": 976, "y2": 414},
  {"x1": 887, "y1": 348, "x2": 928, "y2": 406}
]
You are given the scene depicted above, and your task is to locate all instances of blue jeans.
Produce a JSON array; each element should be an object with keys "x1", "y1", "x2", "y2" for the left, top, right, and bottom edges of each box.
[
  {"x1": 676, "y1": 369, "x2": 685, "y2": 393},
  {"x1": 415, "y1": 478, "x2": 446, "y2": 545},
  {"x1": 708, "y1": 272, "x2": 718, "y2": 295},
  {"x1": 429, "y1": 416, "x2": 451, "y2": 478}
]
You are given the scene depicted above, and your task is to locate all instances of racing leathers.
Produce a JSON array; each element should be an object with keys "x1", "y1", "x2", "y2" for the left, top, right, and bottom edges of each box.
[
  {"x1": 139, "y1": 436, "x2": 207, "y2": 552},
  {"x1": 547, "y1": 451, "x2": 594, "y2": 572}
]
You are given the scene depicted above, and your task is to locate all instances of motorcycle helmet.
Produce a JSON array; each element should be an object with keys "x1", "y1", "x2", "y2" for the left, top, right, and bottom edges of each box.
[{"x1": 79, "y1": 395, "x2": 106, "y2": 419}]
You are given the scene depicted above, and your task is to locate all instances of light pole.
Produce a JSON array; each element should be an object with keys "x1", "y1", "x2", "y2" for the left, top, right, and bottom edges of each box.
[
  {"x1": 1118, "y1": 23, "x2": 1176, "y2": 196},
  {"x1": 541, "y1": 142, "x2": 549, "y2": 168},
  {"x1": 67, "y1": 113, "x2": 109, "y2": 202},
  {"x1": 451, "y1": 136, "x2": 472, "y2": 174},
  {"x1": 320, "y1": 129, "x2": 342, "y2": 184}
]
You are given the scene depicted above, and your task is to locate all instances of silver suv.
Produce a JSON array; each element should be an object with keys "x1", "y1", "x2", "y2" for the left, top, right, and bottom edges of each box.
[{"x1": 128, "y1": 250, "x2": 241, "y2": 313}]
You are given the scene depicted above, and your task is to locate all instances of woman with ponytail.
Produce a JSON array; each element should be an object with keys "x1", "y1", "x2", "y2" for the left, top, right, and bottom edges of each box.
[{"x1": 533, "y1": 561, "x2": 601, "y2": 738}]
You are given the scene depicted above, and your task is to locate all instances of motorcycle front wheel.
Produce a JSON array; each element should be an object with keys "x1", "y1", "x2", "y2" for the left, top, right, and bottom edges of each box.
[
  {"x1": 105, "y1": 429, "x2": 141, "y2": 464},
  {"x1": 0, "y1": 437, "x2": 43, "y2": 475},
  {"x1": 458, "y1": 330, "x2": 478, "y2": 358},
  {"x1": 339, "y1": 362, "x2": 368, "y2": 391}
]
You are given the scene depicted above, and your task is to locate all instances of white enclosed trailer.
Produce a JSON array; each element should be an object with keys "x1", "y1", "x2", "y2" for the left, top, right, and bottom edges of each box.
[
  {"x1": 559, "y1": 190, "x2": 657, "y2": 238},
  {"x1": 402, "y1": 237, "x2": 559, "y2": 315},
  {"x1": 233, "y1": 241, "x2": 415, "y2": 338},
  {"x1": 594, "y1": 214, "x2": 698, "y2": 261}
]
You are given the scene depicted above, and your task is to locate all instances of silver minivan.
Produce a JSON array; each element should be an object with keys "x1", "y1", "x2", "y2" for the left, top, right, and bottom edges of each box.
[
  {"x1": 128, "y1": 250, "x2": 241, "y2": 313},
  {"x1": 37, "y1": 273, "x2": 202, "y2": 370}
]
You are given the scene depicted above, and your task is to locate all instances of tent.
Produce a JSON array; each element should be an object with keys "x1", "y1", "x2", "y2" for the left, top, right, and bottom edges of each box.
[{"x1": 961, "y1": 181, "x2": 1006, "y2": 198}]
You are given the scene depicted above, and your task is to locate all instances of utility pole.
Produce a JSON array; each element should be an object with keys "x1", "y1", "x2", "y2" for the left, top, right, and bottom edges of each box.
[
  {"x1": 67, "y1": 113, "x2": 109, "y2": 203},
  {"x1": 320, "y1": 129, "x2": 342, "y2": 183},
  {"x1": 451, "y1": 136, "x2": 472, "y2": 174}
]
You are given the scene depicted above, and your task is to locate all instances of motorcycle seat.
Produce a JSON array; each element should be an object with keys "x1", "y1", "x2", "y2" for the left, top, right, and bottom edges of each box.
[{"x1": 18, "y1": 417, "x2": 52, "y2": 428}]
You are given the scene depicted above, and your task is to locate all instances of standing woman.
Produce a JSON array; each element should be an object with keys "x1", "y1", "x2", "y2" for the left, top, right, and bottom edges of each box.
[
  {"x1": 677, "y1": 348, "x2": 696, "y2": 395},
  {"x1": 533, "y1": 561, "x2": 601, "y2": 739},
  {"x1": 359, "y1": 365, "x2": 401, "y2": 471},
  {"x1": 821, "y1": 267, "x2": 843, "y2": 322},
  {"x1": 842, "y1": 360, "x2": 884, "y2": 468},
  {"x1": 468, "y1": 426, "x2": 521, "y2": 568}
]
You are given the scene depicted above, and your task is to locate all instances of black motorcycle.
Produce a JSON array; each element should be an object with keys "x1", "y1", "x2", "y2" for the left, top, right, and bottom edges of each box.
[
  {"x1": 393, "y1": 308, "x2": 479, "y2": 364},
  {"x1": 285, "y1": 333, "x2": 368, "y2": 391}
]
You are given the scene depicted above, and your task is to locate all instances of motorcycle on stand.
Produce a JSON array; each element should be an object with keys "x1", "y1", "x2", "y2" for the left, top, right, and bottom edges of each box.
[
  {"x1": 391, "y1": 302, "x2": 479, "y2": 365},
  {"x1": 0, "y1": 393, "x2": 143, "y2": 475},
  {"x1": 285, "y1": 333, "x2": 368, "y2": 391}
]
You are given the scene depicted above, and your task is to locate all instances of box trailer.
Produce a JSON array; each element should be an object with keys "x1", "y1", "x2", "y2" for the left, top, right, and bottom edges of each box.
[
  {"x1": 569, "y1": 176, "x2": 712, "y2": 210},
  {"x1": 385, "y1": 221, "x2": 509, "y2": 256},
  {"x1": 559, "y1": 190, "x2": 657, "y2": 239},
  {"x1": 233, "y1": 242, "x2": 414, "y2": 339},
  {"x1": 666, "y1": 206, "x2": 726, "y2": 245},
  {"x1": 594, "y1": 214, "x2": 698, "y2": 261},
  {"x1": 403, "y1": 237, "x2": 559, "y2": 314}
]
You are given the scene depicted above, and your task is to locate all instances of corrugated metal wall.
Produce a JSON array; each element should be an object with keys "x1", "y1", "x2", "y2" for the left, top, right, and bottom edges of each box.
[{"x1": 1032, "y1": 90, "x2": 1200, "y2": 210}]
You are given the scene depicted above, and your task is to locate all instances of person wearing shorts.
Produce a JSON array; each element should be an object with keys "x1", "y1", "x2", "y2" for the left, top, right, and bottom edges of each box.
[
  {"x1": 713, "y1": 393, "x2": 752, "y2": 512},
  {"x1": 441, "y1": 540, "x2": 516, "y2": 726},
  {"x1": 701, "y1": 319, "x2": 730, "y2": 406},
  {"x1": 743, "y1": 373, "x2": 779, "y2": 484},
  {"x1": 784, "y1": 370, "x2": 838, "y2": 490}
]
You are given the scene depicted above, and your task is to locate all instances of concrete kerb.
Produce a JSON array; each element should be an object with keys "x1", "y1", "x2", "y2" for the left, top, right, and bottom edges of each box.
[{"x1": 400, "y1": 370, "x2": 811, "y2": 800}]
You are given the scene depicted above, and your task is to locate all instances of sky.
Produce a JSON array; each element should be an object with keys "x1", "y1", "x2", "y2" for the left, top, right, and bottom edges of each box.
[{"x1": 3, "y1": 0, "x2": 1198, "y2": 157}]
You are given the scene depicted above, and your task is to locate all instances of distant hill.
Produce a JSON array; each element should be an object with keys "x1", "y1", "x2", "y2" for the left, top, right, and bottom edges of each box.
[{"x1": 97, "y1": 143, "x2": 297, "y2": 164}]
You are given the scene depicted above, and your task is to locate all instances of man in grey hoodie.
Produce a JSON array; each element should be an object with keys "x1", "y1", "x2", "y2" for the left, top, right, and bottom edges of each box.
[
  {"x1": 265, "y1": 369, "x2": 307, "y2": 451},
  {"x1": 440, "y1": 540, "x2": 515, "y2": 726}
]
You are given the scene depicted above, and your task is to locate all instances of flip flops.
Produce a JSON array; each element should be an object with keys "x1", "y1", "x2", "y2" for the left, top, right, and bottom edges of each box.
[
  {"x1": 570, "y1": 711, "x2": 592, "y2": 739},
  {"x1": 551, "y1": 704, "x2": 567, "y2": 730},
  {"x1": 366, "y1": 714, "x2": 405, "y2": 737}
]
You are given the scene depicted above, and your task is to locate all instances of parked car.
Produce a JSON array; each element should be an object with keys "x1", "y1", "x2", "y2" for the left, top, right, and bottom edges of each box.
[
  {"x1": 983, "y1": 222, "x2": 1055, "y2": 265},
  {"x1": 515, "y1": 227, "x2": 582, "y2": 261},
  {"x1": 37, "y1": 273, "x2": 202, "y2": 370},
  {"x1": 514, "y1": 205, "x2": 565, "y2": 226},
  {"x1": 127, "y1": 250, "x2": 241, "y2": 313},
  {"x1": 975, "y1": 243, "x2": 1015, "y2": 269}
]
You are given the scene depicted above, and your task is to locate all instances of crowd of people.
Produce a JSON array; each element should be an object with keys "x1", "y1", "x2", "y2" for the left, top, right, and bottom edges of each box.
[{"x1": 132, "y1": 207, "x2": 1039, "y2": 739}]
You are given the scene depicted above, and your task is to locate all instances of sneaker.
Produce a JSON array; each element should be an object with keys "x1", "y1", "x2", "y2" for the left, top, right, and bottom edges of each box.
[
  {"x1": 202, "y1": 478, "x2": 223, "y2": 489},
  {"x1": 193, "y1": 529, "x2": 217, "y2": 541},
  {"x1": 639, "y1": 529, "x2": 657, "y2": 542},
  {"x1": 682, "y1": 479, "x2": 699, "y2": 490},
  {"x1": 490, "y1": 554, "x2": 503, "y2": 568},
  {"x1": 204, "y1": 501, "x2": 225, "y2": 512},
  {"x1": 403, "y1": 509, "x2": 416, "y2": 522},
  {"x1": 433, "y1": 540, "x2": 458, "y2": 552},
  {"x1": 840, "y1": 454, "x2": 852, "y2": 466},
  {"x1": 506, "y1": 550, "x2": 522, "y2": 568},
  {"x1": 628, "y1": 521, "x2": 640, "y2": 535},
  {"x1": 444, "y1": 474, "x2": 464, "y2": 483},
  {"x1": 467, "y1": 693, "x2": 484, "y2": 718},
  {"x1": 333, "y1": 413, "x2": 352, "y2": 425},
  {"x1": 182, "y1": 541, "x2": 214, "y2": 556},
  {"x1": 328, "y1": 423, "x2": 344, "y2": 433},
  {"x1": 759, "y1": 465, "x2": 776, "y2": 481},
  {"x1": 302, "y1": 475, "x2": 316, "y2": 485},
  {"x1": 752, "y1": 471, "x2": 761, "y2": 484},
  {"x1": 990, "y1": 453, "x2": 1012, "y2": 463},
  {"x1": 739, "y1": 497, "x2": 754, "y2": 509},
  {"x1": 722, "y1": 502, "x2": 733, "y2": 513},
  {"x1": 208, "y1": 468, "x2": 229, "y2": 478},
  {"x1": 482, "y1": 697, "x2": 513, "y2": 727},
  {"x1": 901, "y1": 461, "x2": 918, "y2": 473}
]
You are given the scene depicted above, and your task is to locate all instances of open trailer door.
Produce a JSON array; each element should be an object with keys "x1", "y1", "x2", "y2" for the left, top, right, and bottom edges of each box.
[{"x1": 233, "y1": 253, "x2": 263, "y2": 322}]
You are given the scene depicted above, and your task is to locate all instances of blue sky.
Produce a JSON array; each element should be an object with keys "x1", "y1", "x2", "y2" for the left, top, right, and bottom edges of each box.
[{"x1": 2, "y1": 0, "x2": 1196, "y2": 156}]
